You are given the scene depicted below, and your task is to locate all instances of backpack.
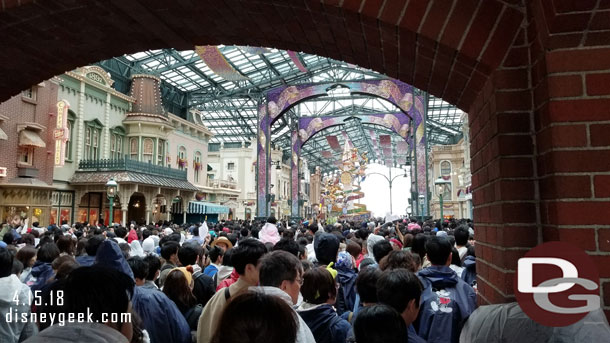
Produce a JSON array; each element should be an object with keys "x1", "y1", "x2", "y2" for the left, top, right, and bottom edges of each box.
[{"x1": 183, "y1": 304, "x2": 203, "y2": 330}]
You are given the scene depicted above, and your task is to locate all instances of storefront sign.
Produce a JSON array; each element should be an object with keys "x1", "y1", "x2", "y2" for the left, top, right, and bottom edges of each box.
[{"x1": 54, "y1": 100, "x2": 70, "y2": 166}]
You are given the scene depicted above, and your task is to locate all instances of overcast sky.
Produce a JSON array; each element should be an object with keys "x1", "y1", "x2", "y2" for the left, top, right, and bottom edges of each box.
[{"x1": 358, "y1": 163, "x2": 412, "y2": 218}]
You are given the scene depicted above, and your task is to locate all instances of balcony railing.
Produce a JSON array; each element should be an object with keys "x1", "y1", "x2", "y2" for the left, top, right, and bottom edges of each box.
[
  {"x1": 207, "y1": 179, "x2": 238, "y2": 190},
  {"x1": 78, "y1": 157, "x2": 187, "y2": 180}
]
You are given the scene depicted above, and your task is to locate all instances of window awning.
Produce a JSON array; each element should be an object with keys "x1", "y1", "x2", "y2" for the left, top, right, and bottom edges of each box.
[
  {"x1": 203, "y1": 202, "x2": 230, "y2": 214},
  {"x1": 188, "y1": 201, "x2": 206, "y2": 214},
  {"x1": 0, "y1": 127, "x2": 6, "y2": 140},
  {"x1": 173, "y1": 201, "x2": 230, "y2": 214},
  {"x1": 19, "y1": 129, "x2": 45, "y2": 147}
]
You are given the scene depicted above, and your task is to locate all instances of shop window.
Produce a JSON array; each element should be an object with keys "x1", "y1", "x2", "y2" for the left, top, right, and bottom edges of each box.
[
  {"x1": 110, "y1": 127, "x2": 125, "y2": 160},
  {"x1": 22, "y1": 87, "x2": 36, "y2": 101},
  {"x1": 194, "y1": 151, "x2": 202, "y2": 183},
  {"x1": 440, "y1": 161, "x2": 451, "y2": 176},
  {"x1": 178, "y1": 146, "x2": 187, "y2": 170}
]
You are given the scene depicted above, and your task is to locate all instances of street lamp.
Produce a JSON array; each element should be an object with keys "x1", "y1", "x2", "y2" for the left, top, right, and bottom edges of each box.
[
  {"x1": 367, "y1": 166, "x2": 408, "y2": 215},
  {"x1": 435, "y1": 176, "x2": 451, "y2": 221},
  {"x1": 106, "y1": 178, "x2": 118, "y2": 226},
  {"x1": 418, "y1": 194, "x2": 425, "y2": 222}
]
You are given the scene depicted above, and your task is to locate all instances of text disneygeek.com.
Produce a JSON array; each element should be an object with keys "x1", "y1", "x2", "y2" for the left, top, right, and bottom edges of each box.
[{"x1": 5, "y1": 308, "x2": 132, "y2": 327}]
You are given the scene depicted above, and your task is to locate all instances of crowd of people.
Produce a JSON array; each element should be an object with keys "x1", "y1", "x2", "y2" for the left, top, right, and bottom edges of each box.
[{"x1": 0, "y1": 215, "x2": 481, "y2": 343}]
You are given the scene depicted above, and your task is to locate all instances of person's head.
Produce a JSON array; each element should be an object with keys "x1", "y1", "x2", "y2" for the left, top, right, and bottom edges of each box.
[
  {"x1": 56, "y1": 235, "x2": 75, "y2": 255},
  {"x1": 210, "y1": 291, "x2": 297, "y2": 343},
  {"x1": 64, "y1": 266, "x2": 134, "y2": 341},
  {"x1": 2, "y1": 231, "x2": 14, "y2": 245},
  {"x1": 301, "y1": 267, "x2": 337, "y2": 305},
  {"x1": 314, "y1": 233, "x2": 340, "y2": 265},
  {"x1": 208, "y1": 245, "x2": 224, "y2": 265},
  {"x1": 377, "y1": 268, "x2": 422, "y2": 325},
  {"x1": 127, "y1": 256, "x2": 149, "y2": 286},
  {"x1": 272, "y1": 237, "x2": 300, "y2": 257},
  {"x1": 0, "y1": 248, "x2": 13, "y2": 277},
  {"x1": 267, "y1": 216, "x2": 277, "y2": 224},
  {"x1": 114, "y1": 226, "x2": 127, "y2": 239},
  {"x1": 143, "y1": 254, "x2": 161, "y2": 282},
  {"x1": 356, "y1": 266, "x2": 383, "y2": 304},
  {"x1": 425, "y1": 236, "x2": 453, "y2": 266},
  {"x1": 346, "y1": 239, "x2": 362, "y2": 260},
  {"x1": 231, "y1": 238, "x2": 267, "y2": 284},
  {"x1": 37, "y1": 242, "x2": 60, "y2": 263},
  {"x1": 16, "y1": 246, "x2": 37, "y2": 268},
  {"x1": 163, "y1": 267, "x2": 196, "y2": 313},
  {"x1": 379, "y1": 250, "x2": 417, "y2": 272},
  {"x1": 373, "y1": 239, "x2": 393, "y2": 263},
  {"x1": 160, "y1": 241, "x2": 180, "y2": 264},
  {"x1": 353, "y1": 304, "x2": 408, "y2": 343},
  {"x1": 411, "y1": 234, "x2": 427, "y2": 259},
  {"x1": 454, "y1": 226, "x2": 469, "y2": 247},
  {"x1": 12, "y1": 259, "x2": 24, "y2": 277},
  {"x1": 85, "y1": 235, "x2": 105, "y2": 256},
  {"x1": 258, "y1": 250, "x2": 303, "y2": 304},
  {"x1": 178, "y1": 244, "x2": 199, "y2": 267}
]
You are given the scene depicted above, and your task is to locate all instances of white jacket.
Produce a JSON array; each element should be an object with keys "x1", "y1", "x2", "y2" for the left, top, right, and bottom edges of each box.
[
  {"x1": 0, "y1": 274, "x2": 37, "y2": 342},
  {"x1": 249, "y1": 286, "x2": 317, "y2": 343}
]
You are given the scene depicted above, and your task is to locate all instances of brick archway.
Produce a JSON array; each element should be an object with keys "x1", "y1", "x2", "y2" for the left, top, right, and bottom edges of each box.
[{"x1": 1, "y1": 0, "x2": 609, "y2": 319}]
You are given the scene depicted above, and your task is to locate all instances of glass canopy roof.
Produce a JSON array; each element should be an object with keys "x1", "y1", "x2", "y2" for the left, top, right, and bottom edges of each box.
[{"x1": 99, "y1": 46, "x2": 465, "y2": 173}]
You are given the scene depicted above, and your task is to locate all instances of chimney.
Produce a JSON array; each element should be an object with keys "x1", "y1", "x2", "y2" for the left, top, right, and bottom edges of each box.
[{"x1": 129, "y1": 74, "x2": 165, "y2": 116}]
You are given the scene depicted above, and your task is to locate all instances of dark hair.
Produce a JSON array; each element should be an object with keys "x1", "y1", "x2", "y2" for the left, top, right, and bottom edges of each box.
[
  {"x1": 425, "y1": 236, "x2": 452, "y2": 265},
  {"x1": 12, "y1": 259, "x2": 24, "y2": 275},
  {"x1": 56, "y1": 235, "x2": 75, "y2": 255},
  {"x1": 20, "y1": 233, "x2": 35, "y2": 246},
  {"x1": 411, "y1": 234, "x2": 427, "y2": 259},
  {"x1": 259, "y1": 250, "x2": 301, "y2": 288},
  {"x1": 346, "y1": 240, "x2": 362, "y2": 260},
  {"x1": 160, "y1": 241, "x2": 180, "y2": 260},
  {"x1": 55, "y1": 259, "x2": 79, "y2": 280},
  {"x1": 377, "y1": 268, "x2": 422, "y2": 314},
  {"x1": 231, "y1": 239, "x2": 267, "y2": 275},
  {"x1": 353, "y1": 304, "x2": 408, "y2": 343},
  {"x1": 211, "y1": 291, "x2": 297, "y2": 343},
  {"x1": 208, "y1": 245, "x2": 224, "y2": 264},
  {"x1": 37, "y1": 242, "x2": 60, "y2": 263},
  {"x1": 454, "y1": 226, "x2": 469, "y2": 246},
  {"x1": 272, "y1": 237, "x2": 300, "y2": 257},
  {"x1": 163, "y1": 269, "x2": 197, "y2": 313},
  {"x1": 267, "y1": 216, "x2": 277, "y2": 224},
  {"x1": 3, "y1": 231, "x2": 14, "y2": 245},
  {"x1": 85, "y1": 235, "x2": 105, "y2": 256},
  {"x1": 451, "y1": 247, "x2": 462, "y2": 267},
  {"x1": 403, "y1": 233, "x2": 414, "y2": 248},
  {"x1": 114, "y1": 226, "x2": 127, "y2": 239},
  {"x1": 128, "y1": 256, "x2": 149, "y2": 280},
  {"x1": 301, "y1": 267, "x2": 336, "y2": 304},
  {"x1": 16, "y1": 246, "x2": 37, "y2": 268},
  {"x1": 118, "y1": 242, "x2": 130, "y2": 259},
  {"x1": 64, "y1": 266, "x2": 134, "y2": 327},
  {"x1": 379, "y1": 250, "x2": 417, "y2": 272},
  {"x1": 178, "y1": 244, "x2": 199, "y2": 266},
  {"x1": 314, "y1": 233, "x2": 340, "y2": 265},
  {"x1": 143, "y1": 254, "x2": 161, "y2": 281},
  {"x1": 0, "y1": 248, "x2": 13, "y2": 277},
  {"x1": 356, "y1": 266, "x2": 383, "y2": 304},
  {"x1": 466, "y1": 245, "x2": 476, "y2": 258},
  {"x1": 372, "y1": 240, "x2": 393, "y2": 263}
]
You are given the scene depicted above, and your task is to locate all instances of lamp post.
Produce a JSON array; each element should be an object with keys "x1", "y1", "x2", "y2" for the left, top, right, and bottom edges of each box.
[
  {"x1": 418, "y1": 194, "x2": 425, "y2": 222},
  {"x1": 367, "y1": 166, "x2": 408, "y2": 215},
  {"x1": 435, "y1": 176, "x2": 451, "y2": 221},
  {"x1": 106, "y1": 178, "x2": 118, "y2": 226}
]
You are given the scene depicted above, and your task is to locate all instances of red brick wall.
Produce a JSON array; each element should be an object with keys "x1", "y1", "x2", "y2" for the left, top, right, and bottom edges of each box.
[{"x1": 0, "y1": 81, "x2": 58, "y2": 185}]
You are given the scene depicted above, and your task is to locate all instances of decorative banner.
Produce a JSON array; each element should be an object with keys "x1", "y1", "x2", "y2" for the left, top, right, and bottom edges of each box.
[
  {"x1": 257, "y1": 103, "x2": 269, "y2": 217},
  {"x1": 54, "y1": 100, "x2": 70, "y2": 166},
  {"x1": 287, "y1": 51, "x2": 308, "y2": 72},
  {"x1": 382, "y1": 147, "x2": 393, "y2": 156},
  {"x1": 326, "y1": 135, "x2": 341, "y2": 151},
  {"x1": 237, "y1": 46, "x2": 271, "y2": 55},
  {"x1": 322, "y1": 151, "x2": 333, "y2": 158},
  {"x1": 413, "y1": 95, "x2": 427, "y2": 196},
  {"x1": 195, "y1": 46, "x2": 249, "y2": 81}
]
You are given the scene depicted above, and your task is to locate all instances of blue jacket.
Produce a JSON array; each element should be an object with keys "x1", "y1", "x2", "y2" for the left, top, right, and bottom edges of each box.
[
  {"x1": 95, "y1": 240, "x2": 191, "y2": 343},
  {"x1": 28, "y1": 261, "x2": 54, "y2": 292},
  {"x1": 335, "y1": 266, "x2": 357, "y2": 316},
  {"x1": 298, "y1": 304, "x2": 351, "y2": 343},
  {"x1": 203, "y1": 264, "x2": 218, "y2": 277},
  {"x1": 415, "y1": 265, "x2": 476, "y2": 343},
  {"x1": 461, "y1": 256, "x2": 476, "y2": 287},
  {"x1": 76, "y1": 255, "x2": 96, "y2": 267}
]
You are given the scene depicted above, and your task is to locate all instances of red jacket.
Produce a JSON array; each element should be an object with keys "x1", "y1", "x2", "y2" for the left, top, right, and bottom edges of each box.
[{"x1": 216, "y1": 269, "x2": 239, "y2": 291}]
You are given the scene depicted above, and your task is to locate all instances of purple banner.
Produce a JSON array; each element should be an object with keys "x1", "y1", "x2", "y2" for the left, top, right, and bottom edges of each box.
[{"x1": 257, "y1": 103, "x2": 269, "y2": 217}]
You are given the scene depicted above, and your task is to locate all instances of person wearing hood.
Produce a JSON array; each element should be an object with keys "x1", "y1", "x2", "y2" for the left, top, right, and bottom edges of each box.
[
  {"x1": 130, "y1": 240, "x2": 145, "y2": 258},
  {"x1": 297, "y1": 267, "x2": 351, "y2": 343},
  {"x1": 27, "y1": 242, "x2": 60, "y2": 291},
  {"x1": 415, "y1": 236, "x2": 476, "y2": 343},
  {"x1": 334, "y1": 251, "x2": 357, "y2": 316},
  {"x1": 259, "y1": 216, "x2": 281, "y2": 245},
  {"x1": 0, "y1": 248, "x2": 37, "y2": 342},
  {"x1": 250, "y1": 250, "x2": 316, "y2": 343},
  {"x1": 127, "y1": 227, "x2": 138, "y2": 244},
  {"x1": 366, "y1": 234, "x2": 385, "y2": 263},
  {"x1": 461, "y1": 246, "x2": 476, "y2": 287},
  {"x1": 95, "y1": 240, "x2": 190, "y2": 343}
]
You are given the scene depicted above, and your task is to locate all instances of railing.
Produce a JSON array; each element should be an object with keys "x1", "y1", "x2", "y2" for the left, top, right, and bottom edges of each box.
[
  {"x1": 78, "y1": 157, "x2": 187, "y2": 180},
  {"x1": 207, "y1": 179, "x2": 238, "y2": 190}
]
